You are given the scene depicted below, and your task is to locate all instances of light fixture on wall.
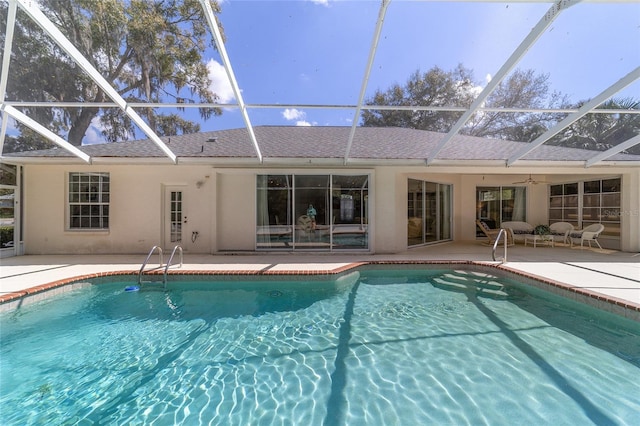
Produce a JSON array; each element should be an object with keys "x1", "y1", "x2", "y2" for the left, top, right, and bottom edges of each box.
[{"x1": 196, "y1": 175, "x2": 210, "y2": 189}]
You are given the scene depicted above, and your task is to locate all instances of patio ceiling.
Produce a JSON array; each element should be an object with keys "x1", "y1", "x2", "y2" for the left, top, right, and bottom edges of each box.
[{"x1": 1, "y1": 0, "x2": 639, "y2": 167}]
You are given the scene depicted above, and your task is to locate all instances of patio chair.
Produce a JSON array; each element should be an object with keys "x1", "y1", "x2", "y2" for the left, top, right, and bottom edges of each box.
[
  {"x1": 568, "y1": 223, "x2": 605, "y2": 249},
  {"x1": 549, "y1": 222, "x2": 574, "y2": 245},
  {"x1": 476, "y1": 219, "x2": 514, "y2": 246},
  {"x1": 501, "y1": 221, "x2": 534, "y2": 243}
]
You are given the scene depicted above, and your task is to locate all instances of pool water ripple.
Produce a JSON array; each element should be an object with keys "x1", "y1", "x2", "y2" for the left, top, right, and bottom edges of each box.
[{"x1": 1, "y1": 271, "x2": 639, "y2": 425}]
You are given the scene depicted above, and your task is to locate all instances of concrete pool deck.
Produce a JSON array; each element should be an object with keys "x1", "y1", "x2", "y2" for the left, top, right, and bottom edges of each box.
[{"x1": 1, "y1": 242, "x2": 638, "y2": 319}]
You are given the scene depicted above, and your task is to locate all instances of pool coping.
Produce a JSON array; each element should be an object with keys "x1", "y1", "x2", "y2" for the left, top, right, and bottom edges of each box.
[{"x1": 1, "y1": 260, "x2": 638, "y2": 321}]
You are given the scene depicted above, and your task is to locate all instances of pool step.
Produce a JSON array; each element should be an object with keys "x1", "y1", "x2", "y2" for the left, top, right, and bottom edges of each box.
[{"x1": 432, "y1": 274, "x2": 509, "y2": 299}]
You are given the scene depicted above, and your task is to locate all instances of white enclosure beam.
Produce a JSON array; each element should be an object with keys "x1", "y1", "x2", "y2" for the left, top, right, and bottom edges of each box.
[
  {"x1": 4, "y1": 100, "x2": 640, "y2": 116},
  {"x1": 0, "y1": 110, "x2": 8, "y2": 156},
  {"x1": 0, "y1": 0, "x2": 18, "y2": 153},
  {"x1": 426, "y1": 0, "x2": 579, "y2": 165},
  {"x1": 344, "y1": 0, "x2": 391, "y2": 164},
  {"x1": 199, "y1": 0, "x2": 262, "y2": 163},
  {"x1": 0, "y1": 1, "x2": 16, "y2": 103},
  {"x1": 15, "y1": 0, "x2": 177, "y2": 163},
  {"x1": 2, "y1": 105, "x2": 91, "y2": 163},
  {"x1": 585, "y1": 134, "x2": 640, "y2": 167},
  {"x1": 507, "y1": 66, "x2": 640, "y2": 166}
]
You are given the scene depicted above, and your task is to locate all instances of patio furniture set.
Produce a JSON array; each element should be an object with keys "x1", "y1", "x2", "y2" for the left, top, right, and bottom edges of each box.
[{"x1": 476, "y1": 220, "x2": 605, "y2": 249}]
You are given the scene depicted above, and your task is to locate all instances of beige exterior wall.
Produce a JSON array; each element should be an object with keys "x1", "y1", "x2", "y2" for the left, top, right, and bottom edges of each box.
[
  {"x1": 18, "y1": 163, "x2": 639, "y2": 255},
  {"x1": 23, "y1": 164, "x2": 217, "y2": 254},
  {"x1": 216, "y1": 171, "x2": 255, "y2": 251}
]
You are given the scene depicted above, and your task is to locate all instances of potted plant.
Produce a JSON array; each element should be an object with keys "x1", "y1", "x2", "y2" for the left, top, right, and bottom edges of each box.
[{"x1": 534, "y1": 224, "x2": 551, "y2": 239}]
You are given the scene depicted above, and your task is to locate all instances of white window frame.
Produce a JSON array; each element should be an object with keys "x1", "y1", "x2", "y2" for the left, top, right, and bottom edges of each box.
[{"x1": 67, "y1": 172, "x2": 110, "y2": 231}]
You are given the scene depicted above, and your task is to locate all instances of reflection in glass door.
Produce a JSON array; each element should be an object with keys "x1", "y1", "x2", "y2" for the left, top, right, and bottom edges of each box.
[
  {"x1": 0, "y1": 164, "x2": 19, "y2": 257},
  {"x1": 407, "y1": 179, "x2": 452, "y2": 246},
  {"x1": 256, "y1": 174, "x2": 369, "y2": 251},
  {"x1": 294, "y1": 175, "x2": 329, "y2": 249},
  {"x1": 164, "y1": 186, "x2": 185, "y2": 250},
  {"x1": 476, "y1": 186, "x2": 527, "y2": 237},
  {"x1": 331, "y1": 175, "x2": 368, "y2": 250},
  {"x1": 256, "y1": 175, "x2": 293, "y2": 249},
  {"x1": 0, "y1": 188, "x2": 15, "y2": 251}
]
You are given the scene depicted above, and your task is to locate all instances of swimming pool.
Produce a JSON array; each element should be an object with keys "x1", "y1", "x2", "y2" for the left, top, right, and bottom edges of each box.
[{"x1": 1, "y1": 268, "x2": 639, "y2": 425}]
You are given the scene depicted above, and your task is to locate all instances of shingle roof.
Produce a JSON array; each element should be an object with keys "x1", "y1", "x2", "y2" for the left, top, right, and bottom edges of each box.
[{"x1": 5, "y1": 126, "x2": 640, "y2": 163}]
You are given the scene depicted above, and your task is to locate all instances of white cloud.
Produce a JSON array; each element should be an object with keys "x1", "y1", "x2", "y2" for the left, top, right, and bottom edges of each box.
[
  {"x1": 207, "y1": 59, "x2": 236, "y2": 104},
  {"x1": 82, "y1": 117, "x2": 107, "y2": 145},
  {"x1": 283, "y1": 108, "x2": 306, "y2": 121},
  {"x1": 310, "y1": 0, "x2": 330, "y2": 6},
  {"x1": 282, "y1": 108, "x2": 317, "y2": 126},
  {"x1": 82, "y1": 116, "x2": 138, "y2": 145}
]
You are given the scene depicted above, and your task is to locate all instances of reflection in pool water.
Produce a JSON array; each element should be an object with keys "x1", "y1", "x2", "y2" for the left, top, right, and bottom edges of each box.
[{"x1": 1, "y1": 269, "x2": 639, "y2": 425}]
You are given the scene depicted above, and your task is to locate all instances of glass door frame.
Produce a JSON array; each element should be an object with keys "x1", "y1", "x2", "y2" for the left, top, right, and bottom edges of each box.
[
  {"x1": 162, "y1": 185, "x2": 187, "y2": 251},
  {"x1": 0, "y1": 163, "x2": 21, "y2": 258},
  {"x1": 407, "y1": 178, "x2": 453, "y2": 247},
  {"x1": 256, "y1": 173, "x2": 370, "y2": 252}
]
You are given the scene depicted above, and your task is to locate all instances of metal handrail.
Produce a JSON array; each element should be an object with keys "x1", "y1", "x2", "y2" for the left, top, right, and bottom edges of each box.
[
  {"x1": 163, "y1": 245, "x2": 183, "y2": 285},
  {"x1": 492, "y1": 228, "x2": 508, "y2": 263},
  {"x1": 138, "y1": 245, "x2": 163, "y2": 285}
]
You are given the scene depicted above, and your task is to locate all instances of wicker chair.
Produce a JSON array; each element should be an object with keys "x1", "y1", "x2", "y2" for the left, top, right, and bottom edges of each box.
[
  {"x1": 476, "y1": 220, "x2": 514, "y2": 246},
  {"x1": 569, "y1": 224, "x2": 604, "y2": 249},
  {"x1": 549, "y1": 222, "x2": 574, "y2": 245}
]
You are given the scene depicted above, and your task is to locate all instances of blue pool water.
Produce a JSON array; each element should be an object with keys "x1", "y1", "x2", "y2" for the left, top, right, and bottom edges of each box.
[{"x1": 1, "y1": 269, "x2": 639, "y2": 425}]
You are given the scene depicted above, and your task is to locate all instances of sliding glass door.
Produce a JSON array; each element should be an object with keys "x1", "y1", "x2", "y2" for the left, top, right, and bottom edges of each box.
[
  {"x1": 257, "y1": 174, "x2": 369, "y2": 251},
  {"x1": 407, "y1": 179, "x2": 452, "y2": 246},
  {"x1": 293, "y1": 175, "x2": 329, "y2": 249},
  {"x1": 331, "y1": 175, "x2": 369, "y2": 250},
  {"x1": 476, "y1": 186, "x2": 527, "y2": 236},
  {"x1": 257, "y1": 175, "x2": 293, "y2": 249},
  {"x1": 0, "y1": 164, "x2": 19, "y2": 257}
]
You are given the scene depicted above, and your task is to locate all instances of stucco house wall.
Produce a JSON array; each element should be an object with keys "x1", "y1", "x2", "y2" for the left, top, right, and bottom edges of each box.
[
  {"x1": 17, "y1": 162, "x2": 639, "y2": 255},
  {"x1": 7, "y1": 127, "x2": 639, "y2": 255},
  {"x1": 23, "y1": 164, "x2": 217, "y2": 254}
]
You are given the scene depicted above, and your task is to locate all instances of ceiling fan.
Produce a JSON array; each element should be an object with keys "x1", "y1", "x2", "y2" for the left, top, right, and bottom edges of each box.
[{"x1": 512, "y1": 174, "x2": 549, "y2": 185}]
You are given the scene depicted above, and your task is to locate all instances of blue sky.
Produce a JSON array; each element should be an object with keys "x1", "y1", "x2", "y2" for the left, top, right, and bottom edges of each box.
[
  {"x1": 4, "y1": 0, "x2": 640, "y2": 144},
  {"x1": 190, "y1": 0, "x2": 640, "y2": 135}
]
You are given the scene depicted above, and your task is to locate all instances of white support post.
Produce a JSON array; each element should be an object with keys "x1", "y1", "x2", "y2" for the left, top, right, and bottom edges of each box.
[
  {"x1": 199, "y1": 0, "x2": 262, "y2": 163},
  {"x1": 0, "y1": 0, "x2": 18, "y2": 153},
  {"x1": 2, "y1": 105, "x2": 91, "y2": 163},
  {"x1": 585, "y1": 134, "x2": 640, "y2": 167},
  {"x1": 426, "y1": 0, "x2": 579, "y2": 165},
  {"x1": 507, "y1": 66, "x2": 640, "y2": 166},
  {"x1": 344, "y1": 0, "x2": 391, "y2": 165}
]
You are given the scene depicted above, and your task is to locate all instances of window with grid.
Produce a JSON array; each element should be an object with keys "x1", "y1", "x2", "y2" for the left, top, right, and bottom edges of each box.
[
  {"x1": 549, "y1": 178, "x2": 620, "y2": 238},
  {"x1": 68, "y1": 172, "x2": 110, "y2": 230},
  {"x1": 583, "y1": 178, "x2": 621, "y2": 237},
  {"x1": 549, "y1": 182, "x2": 579, "y2": 227}
]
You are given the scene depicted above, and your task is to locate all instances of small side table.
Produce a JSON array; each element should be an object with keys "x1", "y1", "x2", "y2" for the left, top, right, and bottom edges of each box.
[{"x1": 524, "y1": 234, "x2": 554, "y2": 248}]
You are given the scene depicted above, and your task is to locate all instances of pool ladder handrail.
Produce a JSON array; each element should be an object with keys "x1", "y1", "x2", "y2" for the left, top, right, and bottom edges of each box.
[
  {"x1": 492, "y1": 228, "x2": 508, "y2": 263},
  {"x1": 138, "y1": 245, "x2": 164, "y2": 286},
  {"x1": 163, "y1": 245, "x2": 183, "y2": 283},
  {"x1": 138, "y1": 245, "x2": 183, "y2": 288}
]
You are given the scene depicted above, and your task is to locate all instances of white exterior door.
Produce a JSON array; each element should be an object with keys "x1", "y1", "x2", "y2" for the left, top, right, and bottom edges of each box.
[{"x1": 163, "y1": 186, "x2": 186, "y2": 250}]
